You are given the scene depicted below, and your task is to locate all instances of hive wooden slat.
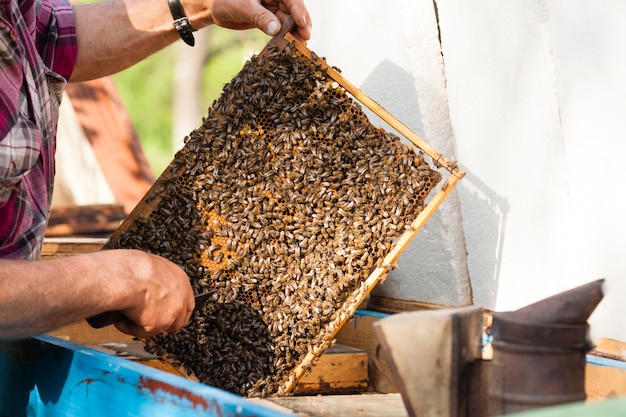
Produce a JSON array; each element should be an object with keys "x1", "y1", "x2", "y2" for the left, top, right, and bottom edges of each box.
[
  {"x1": 42, "y1": 237, "x2": 107, "y2": 258},
  {"x1": 103, "y1": 18, "x2": 465, "y2": 397}
]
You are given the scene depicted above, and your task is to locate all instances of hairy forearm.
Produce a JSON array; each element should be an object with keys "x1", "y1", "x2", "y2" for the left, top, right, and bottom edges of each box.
[
  {"x1": 70, "y1": 0, "x2": 212, "y2": 82},
  {"x1": 69, "y1": 0, "x2": 311, "y2": 82},
  {"x1": 0, "y1": 253, "x2": 126, "y2": 339},
  {"x1": 0, "y1": 250, "x2": 194, "y2": 340}
]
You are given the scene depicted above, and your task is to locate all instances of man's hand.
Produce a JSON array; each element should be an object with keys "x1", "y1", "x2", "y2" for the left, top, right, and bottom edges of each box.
[
  {"x1": 205, "y1": 0, "x2": 311, "y2": 40},
  {"x1": 106, "y1": 250, "x2": 196, "y2": 338}
]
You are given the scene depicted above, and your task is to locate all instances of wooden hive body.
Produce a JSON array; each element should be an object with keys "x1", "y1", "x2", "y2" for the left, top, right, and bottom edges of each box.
[{"x1": 105, "y1": 20, "x2": 465, "y2": 397}]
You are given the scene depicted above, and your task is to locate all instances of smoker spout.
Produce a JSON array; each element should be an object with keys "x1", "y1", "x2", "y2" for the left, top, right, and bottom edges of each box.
[
  {"x1": 485, "y1": 279, "x2": 606, "y2": 416},
  {"x1": 500, "y1": 278, "x2": 605, "y2": 325}
]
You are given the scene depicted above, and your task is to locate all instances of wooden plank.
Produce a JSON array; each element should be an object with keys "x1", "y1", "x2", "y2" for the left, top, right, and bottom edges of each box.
[
  {"x1": 266, "y1": 393, "x2": 408, "y2": 417},
  {"x1": 586, "y1": 338, "x2": 626, "y2": 400},
  {"x1": 295, "y1": 344, "x2": 368, "y2": 394},
  {"x1": 41, "y1": 237, "x2": 107, "y2": 258},
  {"x1": 46, "y1": 203, "x2": 126, "y2": 237},
  {"x1": 590, "y1": 338, "x2": 626, "y2": 361},
  {"x1": 48, "y1": 319, "x2": 135, "y2": 345},
  {"x1": 335, "y1": 310, "x2": 398, "y2": 393},
  {"x1": 47, "y1": 203, "x2": 126, "y2": 222},
  {"x1": 586, "y1": 355, "x2": 626, "y2": 400}
]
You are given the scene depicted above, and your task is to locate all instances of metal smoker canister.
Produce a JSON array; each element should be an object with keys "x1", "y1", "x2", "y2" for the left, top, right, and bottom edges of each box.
[
  {"x1": 486, "y1": 314, "x2": 592, "y2": 415},
  {"x1": 485, "y1": 279, "x2": 604, "y2": 416}
]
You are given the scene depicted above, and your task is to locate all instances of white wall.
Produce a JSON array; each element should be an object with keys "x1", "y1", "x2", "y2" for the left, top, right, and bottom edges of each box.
[{"x1": 305, "y1": 0, "x2": 626, "y2": 341}]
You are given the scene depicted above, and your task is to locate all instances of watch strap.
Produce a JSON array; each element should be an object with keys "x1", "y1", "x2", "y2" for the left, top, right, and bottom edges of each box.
[{"x1": 167, "y1": 0, "x2": 196, "y2": 47}]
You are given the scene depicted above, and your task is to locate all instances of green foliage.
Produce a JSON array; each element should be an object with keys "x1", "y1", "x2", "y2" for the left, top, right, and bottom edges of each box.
[
  {"x1": 112, "y1": 27, "x2": 267, "y2": 175},
  {"x1": 201, "y1": 28, "x2": 267, "y2": 108},
  {"x1": 112, "y1": 47, "x2": 175, "y2": 175}
]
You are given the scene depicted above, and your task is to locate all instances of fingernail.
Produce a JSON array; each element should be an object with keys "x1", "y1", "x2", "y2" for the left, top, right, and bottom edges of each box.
[{"x1": 267, "y1": 20, "x2": 280, "y2": 36}]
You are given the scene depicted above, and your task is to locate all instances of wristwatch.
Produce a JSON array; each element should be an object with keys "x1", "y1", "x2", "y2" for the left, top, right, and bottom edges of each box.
[{"x1": 168, "y1": 0, "x2": 196, "y2": 47}]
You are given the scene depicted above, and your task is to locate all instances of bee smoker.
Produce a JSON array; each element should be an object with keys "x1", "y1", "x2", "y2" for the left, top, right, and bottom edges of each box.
[
  {"x1": 374, "y1": 279, "x2": 605, "y2": 417},
  {"x1": 481, "y1": 279, "x2": 604, "y2": 416}
]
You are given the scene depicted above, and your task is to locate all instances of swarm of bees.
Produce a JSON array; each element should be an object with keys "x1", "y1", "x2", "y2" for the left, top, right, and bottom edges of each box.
[{"x1": 105, "y1": 41, "x2": 442, "y2": 397}]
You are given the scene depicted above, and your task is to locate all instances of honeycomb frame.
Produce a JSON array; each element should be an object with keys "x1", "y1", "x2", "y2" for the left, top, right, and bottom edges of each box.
[{"x1": 104, "y1": 19, "x2": 465, "y2": 397}]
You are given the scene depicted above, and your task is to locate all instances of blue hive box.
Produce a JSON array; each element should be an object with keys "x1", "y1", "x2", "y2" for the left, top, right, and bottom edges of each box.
[{"x1": 0, "y1": 335, "x2": 293, "y2": 417}]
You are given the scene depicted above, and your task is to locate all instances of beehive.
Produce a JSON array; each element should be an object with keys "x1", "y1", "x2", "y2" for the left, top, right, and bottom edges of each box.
[{"x1": 105, "y1": 22, "x2": 464, "y2": 397}]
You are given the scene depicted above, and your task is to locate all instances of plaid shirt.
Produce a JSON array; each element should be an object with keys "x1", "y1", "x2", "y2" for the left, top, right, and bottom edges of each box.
[{"x1": 0, "y1": 0, "x2": 77, "y2": 259}]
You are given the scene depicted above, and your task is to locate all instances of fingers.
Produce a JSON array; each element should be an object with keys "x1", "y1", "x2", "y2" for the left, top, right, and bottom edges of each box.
[
  {"x1": 113, "y1": 251, "x2": 195, "y2": 339},
  {"x1": 248, "y1": 3, "x2": 283, "y2": 36},
  {"x1": 274, "y1": 9, "x2": 310, "y2": 41},
  {"x1": 244, "y1": 0, "x2": 311, "y2": 39},
  {"x1": 170, "y1": 287, "x2": 196, "y2": 333},
  {"x1": 207, "y1": 0, "x2": 312, "y2": 39},
  {"x1": 115, "y1": 320, "x2": 155, "y2": 339},
  {"x1": 114, "y1": 296, "x2": 193, "y2": 339},
  {"x1": 276, "y1": 0, "x2": 311, "y2": 38}
]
